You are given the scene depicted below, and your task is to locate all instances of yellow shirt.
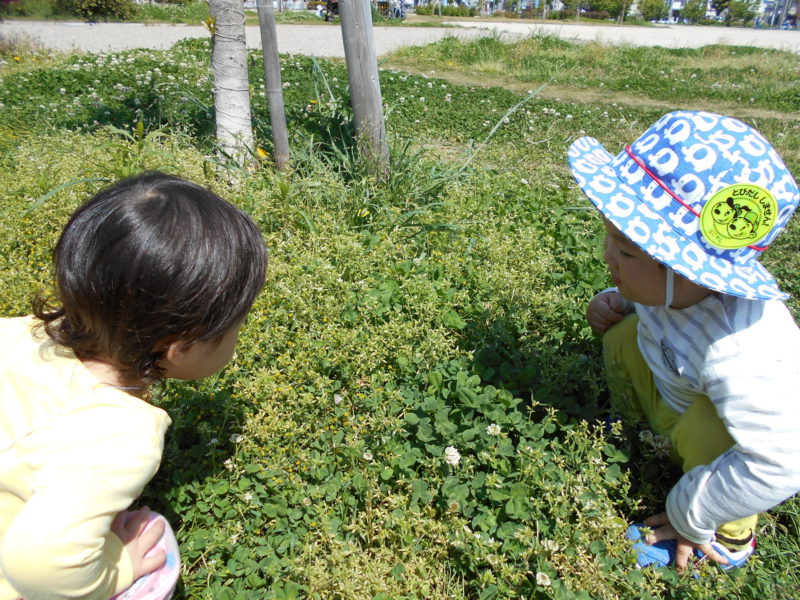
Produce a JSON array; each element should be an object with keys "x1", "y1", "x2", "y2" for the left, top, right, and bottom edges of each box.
[{"x1": 0, "y1": 317, "x2": 171, "y2": 600}]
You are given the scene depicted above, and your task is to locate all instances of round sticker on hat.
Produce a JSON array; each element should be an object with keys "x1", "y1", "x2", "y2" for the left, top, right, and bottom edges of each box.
[{"x1": 699, "y1": 184, "x2": 778, "y2": 249}]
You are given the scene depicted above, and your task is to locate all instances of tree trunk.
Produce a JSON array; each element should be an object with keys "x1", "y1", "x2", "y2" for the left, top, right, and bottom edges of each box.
[
  {"x1": 257, "y1": 0, "x2": 290, "y2": 171},
  {"x1": 339, "y1": 0, "x2": 389, "y2": 175},
  {"x1": 209, "y1": 0, "x2": 255, "y2": 171}
]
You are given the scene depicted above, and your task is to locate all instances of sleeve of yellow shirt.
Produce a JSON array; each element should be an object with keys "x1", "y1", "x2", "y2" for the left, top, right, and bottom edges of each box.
[{"x1": 0, "y1": 400, "x2": 169, "y2": 600}]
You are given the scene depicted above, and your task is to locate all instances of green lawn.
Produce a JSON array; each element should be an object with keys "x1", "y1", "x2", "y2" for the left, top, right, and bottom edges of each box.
[{"x1": 1, "y1": 31, "x2": 798, "y2": 600}]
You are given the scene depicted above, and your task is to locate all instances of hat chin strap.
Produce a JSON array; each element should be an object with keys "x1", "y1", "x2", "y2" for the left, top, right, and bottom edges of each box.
[{"x1": 665, "y1": 268, "x2": 675, "y2": 308}]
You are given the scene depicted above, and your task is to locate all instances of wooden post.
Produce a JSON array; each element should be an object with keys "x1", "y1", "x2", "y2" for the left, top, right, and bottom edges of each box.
[
  {"x1": 339, "y1": 0, "x2": 389, "y2": 174},
  {"x1": 256, "y1": 0, "x2": 290, "y2": 170}
]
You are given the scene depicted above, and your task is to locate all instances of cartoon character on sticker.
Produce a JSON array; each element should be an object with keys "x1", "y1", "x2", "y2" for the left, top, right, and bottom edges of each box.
[{"x1": 699, "y1": 184, "x2": 778, "y2": 249}]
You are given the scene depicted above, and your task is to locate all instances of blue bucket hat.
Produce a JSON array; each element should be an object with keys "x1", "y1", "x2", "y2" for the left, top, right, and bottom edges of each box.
[{"x1": 568, "y1": 111, "x2": 799, "y2": 300}]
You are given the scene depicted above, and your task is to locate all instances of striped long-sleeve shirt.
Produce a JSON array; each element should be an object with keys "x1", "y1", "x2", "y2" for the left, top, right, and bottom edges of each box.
[{"x1": 633, "y1": 293, "x2": 800, "y2": 544}]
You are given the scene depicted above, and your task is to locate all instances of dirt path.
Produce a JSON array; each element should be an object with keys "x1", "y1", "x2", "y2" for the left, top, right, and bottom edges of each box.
[{"x1": 381, "y1": 63, "x2": 800, "y2": 123}]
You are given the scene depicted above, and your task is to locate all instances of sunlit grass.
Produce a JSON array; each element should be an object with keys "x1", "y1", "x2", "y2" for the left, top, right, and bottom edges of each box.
[{"x1": 0, "y1": 32, "x2": 798, "y2": 600}]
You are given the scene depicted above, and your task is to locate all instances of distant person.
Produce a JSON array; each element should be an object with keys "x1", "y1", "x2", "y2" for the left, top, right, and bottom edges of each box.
[
  {"x1": 0, "y1": 172, "x2": 268, "y2": 600},
  {"x1": 568, "y1": 111, "x2": 800, "y2": 572}
]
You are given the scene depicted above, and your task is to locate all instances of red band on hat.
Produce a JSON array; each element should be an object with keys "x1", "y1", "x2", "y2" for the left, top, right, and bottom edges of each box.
[{"x1": 625, "y1": 146, "x2": 768, "y2": 252}]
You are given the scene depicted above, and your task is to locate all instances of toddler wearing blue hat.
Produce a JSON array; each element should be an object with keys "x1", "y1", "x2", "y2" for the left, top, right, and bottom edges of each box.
[{"x1": 568, "y1": 111, "x2": 800, "y2": 572}]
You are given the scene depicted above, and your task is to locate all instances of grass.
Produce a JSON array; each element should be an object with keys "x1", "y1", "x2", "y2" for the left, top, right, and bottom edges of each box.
[
  {"x1": 383, "y1": 35, "x2": 800, "y2": 115},
  {"x1": 1, "y1": 31, "x2": 799, "y2": 600}
]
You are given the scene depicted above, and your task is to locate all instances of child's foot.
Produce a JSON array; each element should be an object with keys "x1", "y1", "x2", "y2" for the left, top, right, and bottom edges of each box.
[
  {"x1": 625, "y1": 524, "x2": 676, "y2": 568},
  {"x1": 626, "y1": 524, "x2": 756, "y2": 570}
]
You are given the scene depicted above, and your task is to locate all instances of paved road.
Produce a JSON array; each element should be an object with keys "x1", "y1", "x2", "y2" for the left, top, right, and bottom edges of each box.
[
  {"x1": 2, "y1": 18, "x2": 799, "y2": 56},
  {"x1": 454, "y1": 21, "x2": 800, "y2": 53},
  {"x1": 0, "y1": 20, "x2": 491, "y2": 55}
]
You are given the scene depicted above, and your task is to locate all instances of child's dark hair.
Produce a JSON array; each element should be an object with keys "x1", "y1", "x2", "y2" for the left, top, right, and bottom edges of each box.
[{"x1": 33, "y1": 171, "x2": 267, "y2": 385}]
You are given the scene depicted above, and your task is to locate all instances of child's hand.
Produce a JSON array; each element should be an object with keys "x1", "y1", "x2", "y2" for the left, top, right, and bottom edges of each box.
[
  {"x1": 111, "y1": 507, "x2": 166, "y2": 582},
  {"x1": 586, "y1": 291, "x2": 626, "y2": 334},
  {"x1": 643, "y1": 512, "x2": 728, "y2": 572}
]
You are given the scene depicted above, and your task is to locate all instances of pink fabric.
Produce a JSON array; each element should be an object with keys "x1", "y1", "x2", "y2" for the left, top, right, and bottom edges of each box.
[{"x1": 110, "y1": 512, "x2": 180, "y2": 600}]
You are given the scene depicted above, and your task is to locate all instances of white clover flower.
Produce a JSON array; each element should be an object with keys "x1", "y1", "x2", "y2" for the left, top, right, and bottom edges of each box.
[
  {"x1": 224, "y1": 458, "x2": 234, "y2": 470},
  {"x1": 334, "y1": 393, "x2": 343, "y2": 405},
  {"x1": 303, "y1": 497, "x2": 312, "y2": 506},
  {"x1": 229, "y1": 433, "x2": 244, "y2": 444},
  {"x1": 444, "y1": 446, "x2": 461, "y2": 466},
  {"x1": 363, "y1": 450, "x2": 373, "y2": 461},
  {"x1": 536, "y1": 572, "x2": 551, "y2": 587},
  {"x1": 243, "y1": 492, "x2": 253, "y2": 502},
  {"x1": 541, "y1": 539, "x2": 559, "y2": 552},
  {"x1": 486, "y1": 423, "x2": 501, "y2": 436},
  {"x1": 207, "y1": 437, "x2": 219, "y2": 446},
  {"x1": 418, "y1": 96, "x2": 425, "y2": 102}
]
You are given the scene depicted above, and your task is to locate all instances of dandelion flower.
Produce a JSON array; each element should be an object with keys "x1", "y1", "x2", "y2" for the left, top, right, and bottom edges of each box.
[{"x1": 444, "y1": 446, "x2": 461, "y2": 466}]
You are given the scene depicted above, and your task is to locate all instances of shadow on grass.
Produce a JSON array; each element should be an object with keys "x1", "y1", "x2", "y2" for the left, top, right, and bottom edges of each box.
[
  {"x1": 139, "y1": 381, "x2": 248, "y2": 531},
  {"x1": 458, "y1": 307, "x2": 606, "y2": 421}
]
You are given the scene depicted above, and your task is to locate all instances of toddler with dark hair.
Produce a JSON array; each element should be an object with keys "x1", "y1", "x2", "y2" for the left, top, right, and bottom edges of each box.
[{"x1": 0, "y1": 172, "x2": 268, "y2": 600}]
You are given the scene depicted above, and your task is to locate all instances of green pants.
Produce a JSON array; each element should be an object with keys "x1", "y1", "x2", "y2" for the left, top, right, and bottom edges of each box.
[{"x1": 603, "y1": 314, "x2": 756, "y2": 546}]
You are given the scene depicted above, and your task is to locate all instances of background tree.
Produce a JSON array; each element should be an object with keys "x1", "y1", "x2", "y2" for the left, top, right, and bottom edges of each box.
[
  {"x1": 208, "y1": 0, "x2": 255, "y2": 170},
  {"x1": 680, "y1": 0, "x2": 707, "y2": 21},
  {"x1": 638, "y1": 0, "x2": 669, "y2": 20},
  {"x1": 590, "y1": 0, "x2": 625, "y2": 18},
  {"x1": 728, "y1": 0, "x2": 758, "y2": 23}
]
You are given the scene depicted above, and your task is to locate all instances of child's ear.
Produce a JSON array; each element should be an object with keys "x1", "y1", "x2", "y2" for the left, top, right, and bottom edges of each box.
[{"x1": 159, "y1": 338, "x2": 193, "y2": 367}]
